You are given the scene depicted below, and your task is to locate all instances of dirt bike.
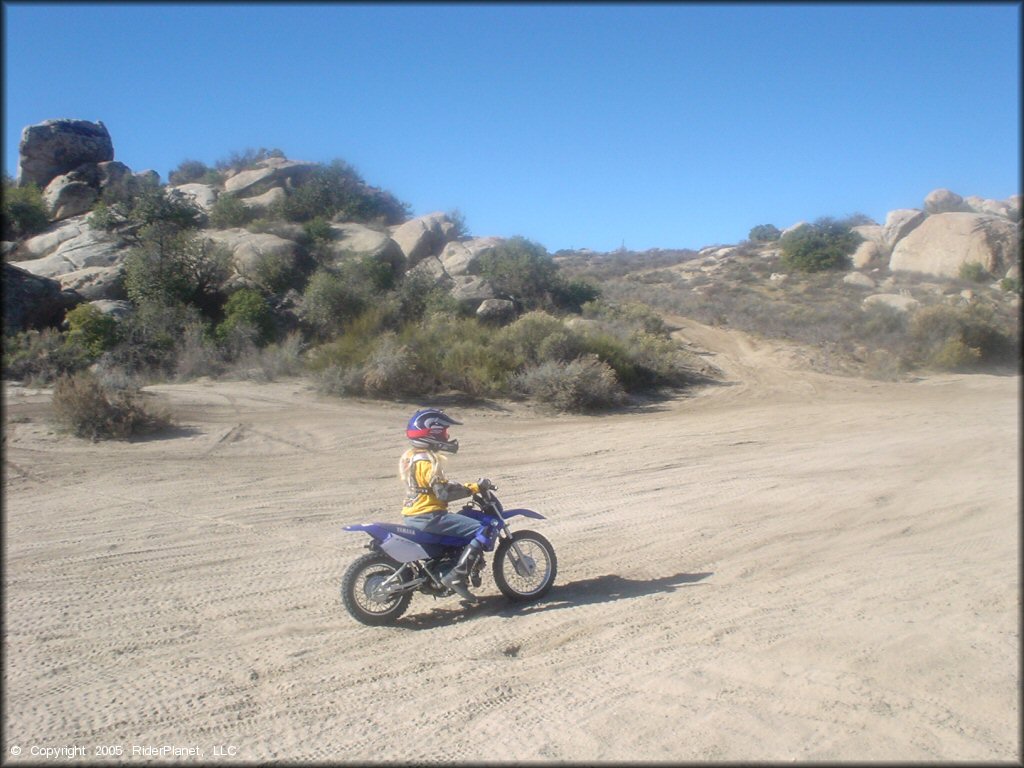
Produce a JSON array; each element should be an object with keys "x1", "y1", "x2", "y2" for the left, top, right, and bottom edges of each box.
[{"x1": 341, "y1": 486, "x2": 557, "y2": 625}]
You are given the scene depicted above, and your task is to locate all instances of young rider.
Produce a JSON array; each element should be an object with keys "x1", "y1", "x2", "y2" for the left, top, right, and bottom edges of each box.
[{"x1": 399, "y1": 408, "x2": 492, "y2": 602}]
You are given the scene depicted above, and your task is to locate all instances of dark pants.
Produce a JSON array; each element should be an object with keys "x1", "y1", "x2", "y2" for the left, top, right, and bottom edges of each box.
[{"x1": 403, "y1": 511, "x2": 481, "y2": 539}]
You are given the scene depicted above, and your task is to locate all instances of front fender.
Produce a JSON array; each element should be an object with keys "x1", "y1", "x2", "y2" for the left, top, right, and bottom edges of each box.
[{"x1": 502, "y1": 507, "x2": 546, "y2": 520}]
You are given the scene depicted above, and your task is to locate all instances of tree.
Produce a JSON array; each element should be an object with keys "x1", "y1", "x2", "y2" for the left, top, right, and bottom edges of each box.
[
  {"x1": 217, "y1": 288, "x2": 275, "y2": 345},
  {"x1": 2, "y1": 175, "x2": 49, "y2": 240},
  {"x1": 123, "y1": 233, "x2": 231, "y2": 314},
  {"x1": 748, "y1": 224, "x2": 781, "y2": 242},
  {"x1": 476, "y1": 236, "x2": 561, "y2": 309},
  {"x1": 779, "y1": 217, "x2": 862, "y2": 272},
  {"x1": 271, "y1": 159, "x2": 410, "y2": 225}
]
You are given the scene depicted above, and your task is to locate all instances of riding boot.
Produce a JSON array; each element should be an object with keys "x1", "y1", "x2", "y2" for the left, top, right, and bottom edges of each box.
[{"x1": 441, "y1": 539, "x2": 483, "y2": 602}]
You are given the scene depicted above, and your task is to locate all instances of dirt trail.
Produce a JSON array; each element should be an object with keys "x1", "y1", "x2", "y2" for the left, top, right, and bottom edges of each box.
[{"x1": 3, "y1": 320, "x2": 1019, "y2": 762}]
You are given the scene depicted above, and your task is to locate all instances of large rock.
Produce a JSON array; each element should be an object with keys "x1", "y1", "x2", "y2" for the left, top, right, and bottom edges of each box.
[
  {"x1": 89, "y1": 299, "x2": 133, "y2": 320},
  {"x1": 170, "y1": 183, "x2": 218, "y2": 212},
  {"x1": 3, "y1": 263, "x2": 82, "y2": 331},
  {"x1": 11, "y1": 226, "x2": 126, "y2": 278},
  {"x1": 323, "y1": 223, "x2": 405, "y2": 274},
  {"x1": 1006, "y1": 195, "x2": 1022, "y2": 222},
  {"x1": 882, "y1": 209, "x2": 927, "y2": 249},
  {"x1": 964, "y1": 195, "x2": 1011, "y2": 219},
  {"x1": 863, "y1": 293, "x2": 920, "y2": 313},
  {"x1": 200, "y1": 228, "x2": 300, "y2": 280},
  {"x1": 390, "y1": 212, "x2": 460, "y2": 267},
  {"x1": 59, "y1": 266, "x2": 126, "y2": 300},
  {"x1": 924, "y1": 188, "x2": 969, "y2": 214},
  {"x1": 95, "y1": 161, "x2": 136, "y2": 198},
  {"x1": 43, "y1": 170, "x2": 98, "y2": 220},
  {"x1": 450, "y1": 275, "x2": 496, "y2": 307},
  {"x1": 889, "y1": 212, "x2": 1020, "y2": 279},
  {"x1": 222, "y1": 158, "x2": 318, "y2": 197},
  {"x1": 14, "y1": 216, "x2": 90, "y2": 260},
  {"x1": 18, "y1": 119, "x2": 114, "y2": 189},
  {"x1": 475, "y1": 298, "x2": 517, "y2": 324},
  {"x1": 10, "y1": 225, "x2": 128, "y2": 301},
  {"x1": 438, "y1": 236, "x2": 504, "y2": 277},
  {"x1": 240, "y1": 186, "x2": 286, "y2": 213},
  {"x1": 843, "y1": 272, "x2": 876, "y2": 289}
]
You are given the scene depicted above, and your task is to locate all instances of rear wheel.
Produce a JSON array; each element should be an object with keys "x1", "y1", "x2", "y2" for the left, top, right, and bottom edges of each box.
[
  {"x1": 493, "y1": 530, "x2": 557, "y2": 602},
  {"x1": 341, "y1": 553, "x2": 412, "y2": 625}
]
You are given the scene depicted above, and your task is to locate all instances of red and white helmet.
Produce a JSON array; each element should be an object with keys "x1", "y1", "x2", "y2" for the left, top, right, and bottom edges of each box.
[{"x1": 406, "y1": 408, "x2": 462, "y2": 453}]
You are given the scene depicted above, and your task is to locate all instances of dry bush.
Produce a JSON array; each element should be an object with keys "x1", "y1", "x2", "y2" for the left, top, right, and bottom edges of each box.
[
  {"x1": 52, "y1": 371, "x2": 171, "y2": 440},
  {"x1": 360, "y1": 334, "x2": 420, "y2": 397},
  {"x1": 512, "y1": 355, "x2": 626, "y2": 412}
]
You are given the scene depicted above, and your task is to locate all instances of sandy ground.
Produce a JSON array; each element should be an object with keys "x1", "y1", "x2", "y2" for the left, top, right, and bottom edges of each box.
[{"x1": 3, "y1": 320, "x2": 1019, "y2": 763}]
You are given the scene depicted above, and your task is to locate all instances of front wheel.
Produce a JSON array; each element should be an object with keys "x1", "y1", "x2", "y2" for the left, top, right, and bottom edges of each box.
[
  {"x1": 493, "y1": 530, "x2": 557, "y2": 602},
  {"x1": 341, "y1": 553, "x2": 412, "y2": 625}
]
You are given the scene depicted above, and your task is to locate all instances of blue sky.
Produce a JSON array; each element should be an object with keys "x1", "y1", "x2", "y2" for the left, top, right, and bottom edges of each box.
[{"x1": 3, "y1": 2, "x2": 1020, "y2": 252}]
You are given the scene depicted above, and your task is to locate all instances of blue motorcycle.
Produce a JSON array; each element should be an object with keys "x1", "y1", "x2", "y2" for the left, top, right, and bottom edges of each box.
[{"x1": 341, "y1": 486, "x2": 557, "y2": 625}]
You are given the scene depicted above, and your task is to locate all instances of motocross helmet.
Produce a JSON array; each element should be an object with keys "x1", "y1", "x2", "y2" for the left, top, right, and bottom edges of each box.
[{"x1": 406, "y1": 408, "x2": 462, "y2": 453}]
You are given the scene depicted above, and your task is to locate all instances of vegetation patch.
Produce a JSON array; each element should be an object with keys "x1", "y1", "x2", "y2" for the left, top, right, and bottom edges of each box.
[{"x1": 51, "y1": 371, "x2": 171, "y2": 440}]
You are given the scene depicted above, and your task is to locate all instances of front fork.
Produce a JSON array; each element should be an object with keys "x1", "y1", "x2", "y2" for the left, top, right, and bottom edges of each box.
[{"x1": 498, "y1": 521, "x2": 537, "y2": 578}]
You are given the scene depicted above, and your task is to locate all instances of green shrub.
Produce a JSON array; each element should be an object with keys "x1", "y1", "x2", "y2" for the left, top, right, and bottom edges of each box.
[
  {"x1": 552, "y1": 277, "x2": 601, "y2": 312},
  {"x1": 581, "y1": 299, "x2": 668, "y2": 335},
  {"x1": 269, "y1": 159, "x2": 409, "y2": 225},
  {"x1": 215, "y1": 147, "x2": 285, "y2": 173},
  {"x1": 927, "y1": 337, "x2": 982, "y2": 370},
  {"x1": 958, "y1": 262, "x2": 990, "y2": 283},
  {"x1": 208, "y1": 193, "x2": 254, "y2": 229},
  {"x1": 65, "y1": 304, "x2": 119, "y2": 357},
  {"x1": 999, "y1": 276, "x2": 1021, "y2": 294},
  {"x1": 2, "y1": 328, "x2": 90, "y2": 384},
  {"x1": 780, "y1": 217, "x2": 862, "y2": 272},
  {"x1": 303, "y1": 216, "x2": 334, "y2": 244},
  {"x1": 512, "y1": 355, "x2": 626, "y2": 412},
  {"x1": 305, "y1": 307, "x2": 392, "y2": 373},
  {"x1": 51, "y1": 371, "x2": 170, "y2": 440},
  {"x1": 748, "y1": 224, "x2": 782, "y2": 242},
  {"x1": 2, "y1": 177, "x2": 50, "y2": 240},
  {"x1": 390, "y1": 270, "x2": 459, "y2": 323},
  {"x1": 217, "y1": 289, "x2": 275, "y2": 345},
  {"x1": 301, "y1": 268, "x2": 370, "y2": 337},
  {"x1": 101, "y1": 300, "x2": 208, "y2": 377},
  {"x1": 91, "y1": 185, "x2": 205, "y2": 235},
  {"x1": 168, "y1": 159, "x2": 215, "y2": 186},
  {"x1": 242, "y1": 249, "x2": 304, "y2": 295},
  {"x1": 123, "y1": 233, "x2": 231, "y2": 312},
  {"x1": 494, "y1": 311, "x2": 569, "y2": 366},
  {"x1": 909, "y1": 303, "x2": 1017, "y2": 370},
  {"x1": 447, "y1": 208, "x2": 469, "y2": 238},
  {"x1": 477, "y1": 236, "x2": 561, "y2": 308}
]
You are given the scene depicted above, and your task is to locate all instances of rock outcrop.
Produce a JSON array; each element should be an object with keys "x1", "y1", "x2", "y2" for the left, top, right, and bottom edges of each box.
[
  {"x1": 222, "y1": 158, "x2": 318, "y2": 197},
  {"x1": 390, "y1": 212, "x2": 461, "y2": 267},
  {"x1": 9, "y1": 215, "x2": 128, "y2": 300},
  {"x1": 200, "y1": 229, "x2": 301, "y2": 285},
  {"x1": 924, "y1": 188, "x2": 970, "y2": 215},
  {"x1": 882, "y1": 209, "x2": 927, "y2": 250},
  {"x1": 3, "y1": 263, "x2": 82, "y2": 332},
  {"x1": 889, "y1": 212, "x2": 1019, "y2": 279},
  {"x1": 323, "y1": 223, "x2": 406, "y2": 276},
  {"x1": 18, "y1": 119, "x2": 114, "y2": 189}
]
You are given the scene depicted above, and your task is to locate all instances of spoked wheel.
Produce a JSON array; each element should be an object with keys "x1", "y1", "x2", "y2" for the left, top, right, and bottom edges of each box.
[
  {"x1": 493, "y1": 530, "x2": 557, "y2": 602},
  {"x1": 341, "y1": 553, "x2": 412, "y2": 625}
]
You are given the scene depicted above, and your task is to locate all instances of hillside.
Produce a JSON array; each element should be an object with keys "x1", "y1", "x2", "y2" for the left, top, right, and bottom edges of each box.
[{"x1": 4, "y1": 118, "x2": 1021, "y2": 418}]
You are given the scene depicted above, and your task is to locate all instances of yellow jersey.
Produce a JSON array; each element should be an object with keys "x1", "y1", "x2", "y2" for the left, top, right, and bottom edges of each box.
[{"x1": 399, "y1": 449, "x2": 479, "y2": 517}]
